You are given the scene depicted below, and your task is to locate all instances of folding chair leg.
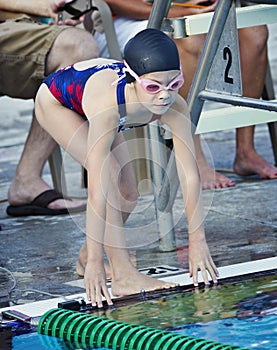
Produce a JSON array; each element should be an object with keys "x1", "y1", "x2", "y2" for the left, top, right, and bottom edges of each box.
[
  {"x1": 147, "y1": 123, "x2": 176, "y2": 252},
  {"x1": 48, "y1": 145, "x2": 67, "y2": 195}
]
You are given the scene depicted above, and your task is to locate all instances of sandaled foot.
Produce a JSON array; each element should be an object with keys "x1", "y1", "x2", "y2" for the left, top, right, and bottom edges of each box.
[{"x1": 6, "y1": 189, "x2": 86, "y2": 216}]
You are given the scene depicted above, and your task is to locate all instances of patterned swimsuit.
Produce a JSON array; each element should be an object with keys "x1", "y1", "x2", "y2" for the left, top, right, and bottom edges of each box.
[{"x1": 43, "y1": 62, "x2": 133, "y2": 132}]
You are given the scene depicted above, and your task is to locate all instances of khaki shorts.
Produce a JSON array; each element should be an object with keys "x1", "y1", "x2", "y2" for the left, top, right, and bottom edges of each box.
[{"x1": 0, "y1": 16, "x2": 67, "y2": 99}]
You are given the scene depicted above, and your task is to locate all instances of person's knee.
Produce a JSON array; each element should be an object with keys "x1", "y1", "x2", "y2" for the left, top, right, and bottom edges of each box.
[
  {"x1": 46, "y1": 27, "x2": 99, "y2": 73},
  {"x1": 64, "y1": 27, "x2": 99, "y2": 60},
  {"x1": 255, "y1": 26, "x2": 269, "y2": 54},
  {"x1": 239, "y1": 26, "x2": 268, "y2": 56},
  {"x1": 175, "y1": 35, "x2": 206, "y2": 60}
]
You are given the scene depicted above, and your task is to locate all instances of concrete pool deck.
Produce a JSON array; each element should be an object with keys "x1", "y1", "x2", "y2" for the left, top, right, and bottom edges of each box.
[{"x1": 0, "y1": 24, "x2": 277, "y2": 310}]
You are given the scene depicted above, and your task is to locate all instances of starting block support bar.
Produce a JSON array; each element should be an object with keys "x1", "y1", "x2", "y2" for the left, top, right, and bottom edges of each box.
[
  {"x1": 199, "y1": 91, "x2": 277, "y2": 112},
  {"x1": 166, "y1": 4, "x2": 277, "y2": 38}
]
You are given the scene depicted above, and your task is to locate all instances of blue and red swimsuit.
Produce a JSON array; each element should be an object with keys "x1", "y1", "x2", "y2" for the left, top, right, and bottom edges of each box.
[{"x1": 43, "y1": 62, "x2": 131, "y2": 132}]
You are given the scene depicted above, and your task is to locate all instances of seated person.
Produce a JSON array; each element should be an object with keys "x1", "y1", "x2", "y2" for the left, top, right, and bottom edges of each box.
[{"x1": 0, "y1": 0, "x2": 99, "y2": 216}]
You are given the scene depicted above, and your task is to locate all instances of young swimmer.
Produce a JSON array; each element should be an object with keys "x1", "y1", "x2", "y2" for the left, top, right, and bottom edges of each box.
[{"x1": 35, "y1": 29, "x2": 218, "y2": 307}]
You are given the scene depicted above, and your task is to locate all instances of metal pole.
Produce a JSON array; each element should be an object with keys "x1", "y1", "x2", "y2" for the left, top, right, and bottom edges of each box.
[
  {"x1": 147, "y1": 0, "x2": 171, "y2": 29},
  {"x1": 199, "y1": 91, "x2": 277, "y2": 111},
  {"x1": 187, "y1": 0, "x2": 233, "y2": 131},
  {"x1": 146, "y1": 0, "x2": 176, "y2": 251}
]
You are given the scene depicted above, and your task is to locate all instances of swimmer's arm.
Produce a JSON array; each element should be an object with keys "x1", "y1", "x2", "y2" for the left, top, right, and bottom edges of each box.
[
  {"x1": 161, "y1": 97, "x2": 218, "y2": 285},
  {"x1": 162, "y1": 97, "x2": 204, "y2": 235}
]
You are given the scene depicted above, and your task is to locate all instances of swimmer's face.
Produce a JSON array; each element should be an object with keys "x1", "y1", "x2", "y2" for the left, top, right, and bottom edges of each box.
[{"x1": 134, "y1": 70, "x2": 183, "y2": 115}]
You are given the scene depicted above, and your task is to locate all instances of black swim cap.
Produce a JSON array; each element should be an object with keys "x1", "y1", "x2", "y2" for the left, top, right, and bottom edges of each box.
[{"x1": 123, "y1": 28, "x2": 180, "y2": 81}]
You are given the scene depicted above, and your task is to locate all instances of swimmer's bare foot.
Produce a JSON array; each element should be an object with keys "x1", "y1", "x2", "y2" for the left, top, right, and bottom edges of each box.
[
  {"x1": 76, "y1": 242, "x2": 112, "y2": 279},
  {"x1": 199, "y1": 161, "x2": 235, "y2": 190},
  {"x1": 234, "y1": 150, "x2": 277, "y2": 179},
  {"x1": 111, "y1": 266, "x2": 177, "y2": 297},
  {"x1": 76, "y1": 259, "x2": 86, "y2": 277}
]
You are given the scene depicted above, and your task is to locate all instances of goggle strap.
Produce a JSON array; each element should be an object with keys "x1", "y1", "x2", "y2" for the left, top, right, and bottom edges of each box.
[{"x1": 111, "y1": 72, "x2": 126, "y2": 86}]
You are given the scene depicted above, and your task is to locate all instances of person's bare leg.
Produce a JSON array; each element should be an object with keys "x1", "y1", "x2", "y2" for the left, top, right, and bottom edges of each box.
[
  {"x1": 103, "y1": 155, "x2": 176, "y2": 297},
  {"x1": 77, "y1": 133, "x2": 139, "y2": 277},
  {"x1": 8, "y1": 28, "x2": 99, "y2": 209},
  {"x1": 233, "y1": 26, "x2": 277, "y2": 179},
  {"x1": 175, "y1": 35, "x2": 235, "y2": 189}
]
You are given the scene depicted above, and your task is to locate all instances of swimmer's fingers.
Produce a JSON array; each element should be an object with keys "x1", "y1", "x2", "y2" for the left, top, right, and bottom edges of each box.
[
  {"x1": 190, "y1": 263, "x2": 209, "y2": 287},
  {"x1": 207, "y1": 256, "x2": 219, "y2": 284},
  {"x1": 188, "y1": 237, "x2": 219, "y2": 287},
  {"x1": 93, "y1": 284, "x2": 108, "y2": 308},
  {"x1": 86, "y1": 280, "x2": 113, "y2": 308},
  {"x1": 84, "y1": 264, "x2": 113, "y2": 308},
  {"x1": 190, "y1": 260, "x2": 219, "y2": 287},
  {"x1": 189, "y1": 262, "x2": 200, "y2": 287},
  {"x1": 99, "y1": 283, "x2": 113, "y2": 307}
]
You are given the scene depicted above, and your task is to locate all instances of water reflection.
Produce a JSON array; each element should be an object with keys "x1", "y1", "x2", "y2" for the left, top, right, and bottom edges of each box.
[{"x1": 103, "y1": 273, "x2": 276, "y2": 329}]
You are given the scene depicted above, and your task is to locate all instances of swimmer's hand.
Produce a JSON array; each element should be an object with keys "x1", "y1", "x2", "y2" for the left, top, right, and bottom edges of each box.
[
  {"x1": 84, "y1": 260, "x2": 113, "y2": 308},
  {"x1": 188, "y1": 235, "x2": 219, "y2": 286}
]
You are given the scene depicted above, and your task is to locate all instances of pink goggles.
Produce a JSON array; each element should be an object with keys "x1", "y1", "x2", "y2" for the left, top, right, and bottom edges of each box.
[{"x1": 124, "y1": 61, "x2": 184, "y2": 94}]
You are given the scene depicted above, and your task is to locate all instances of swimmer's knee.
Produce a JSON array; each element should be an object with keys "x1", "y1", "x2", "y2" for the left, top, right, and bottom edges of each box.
[
  {"x1": 122, "y1": 189, "x2": 138, "y2": 215},
  {"x1": 127, "y1": 189, "x2": 139, "y2": 205}
]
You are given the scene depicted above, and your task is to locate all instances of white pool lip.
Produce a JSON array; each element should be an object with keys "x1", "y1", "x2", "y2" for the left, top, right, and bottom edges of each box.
[{"x1": 0, "y1": 257, "x2": 276, "y2": 318}]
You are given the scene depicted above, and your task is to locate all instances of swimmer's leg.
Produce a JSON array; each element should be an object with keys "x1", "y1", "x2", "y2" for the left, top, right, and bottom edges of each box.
[{"x1": 104, "y1": 147, "x2": 177, "y2": 297}]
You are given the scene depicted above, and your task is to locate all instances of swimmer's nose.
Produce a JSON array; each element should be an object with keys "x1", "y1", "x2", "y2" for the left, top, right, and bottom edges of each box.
[{"x1": 158, "y1": 89, "x2": 171, "y2": 100}]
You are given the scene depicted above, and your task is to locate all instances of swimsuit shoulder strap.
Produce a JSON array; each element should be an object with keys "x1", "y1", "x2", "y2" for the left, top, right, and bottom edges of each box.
[{"x1": 111, "y1": 62, "x2": 128, "y2": 132}]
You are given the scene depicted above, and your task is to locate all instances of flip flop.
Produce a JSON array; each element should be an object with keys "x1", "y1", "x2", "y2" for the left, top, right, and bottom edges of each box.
[
  {"x1": 58, "y1": 0, "x2": 97, "y2": 21},
  {"x1": 6, "y1": 189, "x2": 86, "y2": 217}
]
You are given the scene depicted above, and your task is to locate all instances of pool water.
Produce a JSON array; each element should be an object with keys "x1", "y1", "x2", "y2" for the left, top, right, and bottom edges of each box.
[
  {"x1": 5, "y1": 272, "x2": 277, "y2": 349},
  {"x1": 173, "y1": 315, "x2": 276, "y2": 349},
  {"x1": 11, "y1": 315, "x2": 276, "y2": 350}
]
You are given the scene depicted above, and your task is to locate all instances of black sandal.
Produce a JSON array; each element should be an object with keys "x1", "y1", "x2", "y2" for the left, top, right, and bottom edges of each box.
[{"x1": 58, "y1": 0, "x2": 97, "y2": 21}]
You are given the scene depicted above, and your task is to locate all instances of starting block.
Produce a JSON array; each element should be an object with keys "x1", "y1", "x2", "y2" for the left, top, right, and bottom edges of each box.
[{"x1": 147, "y1": 0, "x2": 277, "y2": 251}]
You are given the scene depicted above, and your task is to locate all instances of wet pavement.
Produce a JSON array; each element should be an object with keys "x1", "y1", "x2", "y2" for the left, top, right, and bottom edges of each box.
[{"x1": 0, "y1": 24, "x2": 276, "y2": 308}]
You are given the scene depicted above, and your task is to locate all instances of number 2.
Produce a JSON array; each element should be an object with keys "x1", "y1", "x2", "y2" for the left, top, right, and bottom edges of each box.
[{"x1": 223, "y1": 46, "x2": 233, "y2": 84}]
